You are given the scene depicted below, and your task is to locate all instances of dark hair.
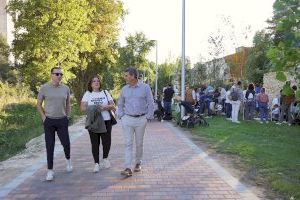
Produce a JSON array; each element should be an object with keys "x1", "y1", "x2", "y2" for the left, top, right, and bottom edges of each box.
[
  {"x1": 237, "y1": 81, "x2": 242, "y2": 86},
  {"x1": 292, "y1": 85, "x2": 297, "y2": 91},
  {"x1": 248, "y1": 83, "x2": 254, "y2": 91},
  {"x1": 87, "y1": 76, "x2": 101, "y2": 92},
  {"x1": 261, "y1": 87, "x2": 265, "y2": 93},
  {"x1": 125, "y1": 67, "x2": 138, "y2": 79},
  {"x1": 51, "y1": 66, "x2": 61, "y2": 73}
]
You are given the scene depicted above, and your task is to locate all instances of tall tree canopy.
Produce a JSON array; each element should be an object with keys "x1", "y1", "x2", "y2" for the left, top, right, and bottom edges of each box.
[
  {"x1": 267, "y1": 0, "x2": 300, "y2": 81},
  {"x1": 7, "y1": 0, "x2": 124, "y2": 98},
  {"x1": 245, "y1": 31, "x2": 272, "y2": 84}
]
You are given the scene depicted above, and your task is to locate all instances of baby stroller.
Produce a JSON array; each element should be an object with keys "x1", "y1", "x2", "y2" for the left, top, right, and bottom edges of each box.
[
  {"x1": 179, "y1": 101, "x2": 209, "y2": 128},
  {"x1": 290, "y1": 101, "x2": 300, "y2": 125},
  {"x1": 154, "y1": 99, "x2": 165, "y2": 121}
]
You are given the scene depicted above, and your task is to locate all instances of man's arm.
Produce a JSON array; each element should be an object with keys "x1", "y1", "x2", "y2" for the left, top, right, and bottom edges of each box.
[
  {"x1": 37, "y1": 99, "x2": 46, "y2": 122},
  {"x1": 66, "y1": 95, "x2": 71, "y2": 117},
  {"x1": 117, "y1": 89, "x2": 125, "y2": 119},
  {"x1": 146, "y1": 85, "x2": 154, "y2": 119}
]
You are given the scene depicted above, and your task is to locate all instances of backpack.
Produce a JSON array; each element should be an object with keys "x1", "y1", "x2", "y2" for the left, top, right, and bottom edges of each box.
[{"x1": 230, "y1": 88, "x2": 239, "y2": 101}]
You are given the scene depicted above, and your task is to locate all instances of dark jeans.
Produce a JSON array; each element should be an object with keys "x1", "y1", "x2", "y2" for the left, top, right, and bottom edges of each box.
[
  {"x1": 245, "y1": 101, "x2": 256, "y2": 120},
  {"x1": 221, "y1": 99, "x2": 226, "y2": 112},
  {"x1": 89, "y1": 120, "x2": 112, "y2": 164},
  {"x1": 225, "y1": 103, "x2": 232, "y2": 118},
  {"x1": 163, "y1": 101, "x2": 172, "y2": 114},
  {"x1": 205, "y1": 99, "x2": 212, "y2": 116},
  {"x1": 44, "y1": 117, "x2": 70, "y2": 170},
  {"x1": 258, "y1": 102, "x2": 268, "y2": 121},
  {"x1": 279, "y1": 104, "x2": 292, "y2": 123}
]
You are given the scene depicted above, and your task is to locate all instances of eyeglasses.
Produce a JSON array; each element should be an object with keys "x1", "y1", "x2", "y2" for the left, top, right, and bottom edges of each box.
[
  {"x1": 52, "y1": 73, "x2": 63, "y2": 76},
  {"x1": 92, "y1": 80, "x2": 100, "y2": 82}
]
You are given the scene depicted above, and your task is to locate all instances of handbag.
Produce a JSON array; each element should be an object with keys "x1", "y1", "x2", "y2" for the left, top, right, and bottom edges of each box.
[{"x1": 103, "y1": 90, "x2": 117, "y2": 125}]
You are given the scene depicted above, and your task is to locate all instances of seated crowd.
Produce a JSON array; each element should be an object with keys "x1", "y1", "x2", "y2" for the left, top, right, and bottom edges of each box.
[{"x1": 156, "y1": 81, "x2": 299, "y2": 126}]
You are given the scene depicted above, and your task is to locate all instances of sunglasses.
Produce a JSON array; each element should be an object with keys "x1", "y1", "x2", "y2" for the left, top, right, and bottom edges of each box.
[{"x1": 52, "y1": 73, "x2": 63, "y2": 76}]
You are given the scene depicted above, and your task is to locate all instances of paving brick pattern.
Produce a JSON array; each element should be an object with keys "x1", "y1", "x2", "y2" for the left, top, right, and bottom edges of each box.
[{"x1": 3, "y1": 121, "x2": 256, "y2": 200}]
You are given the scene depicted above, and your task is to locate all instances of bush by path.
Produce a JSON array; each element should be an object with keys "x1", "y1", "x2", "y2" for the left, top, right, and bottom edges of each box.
[{"x1": 0, "y1": 82, "x2": 81, "y2": 161}]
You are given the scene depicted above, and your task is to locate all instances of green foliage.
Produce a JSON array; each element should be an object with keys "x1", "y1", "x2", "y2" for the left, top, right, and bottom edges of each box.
[
  {"x1": 0, "y1": 81, "x2": 81, "y2": 161},
  {"x1": 245, "y1": 31, "x2": 272, "y2": 84},
  {"x1": 193, "y1": 62, "x2": 207, "y2": 84},
  {"x1": 192, "y1": 116, "x2": 300, "y2": 199},
  {"x1": 157, "y1": 59, "x2": 179, "y2": 92},
  {"x1": 0, "y1": 34, "x2": 17, "y2": 83},
  {"x1": 267, "y1": 0, "x2": 300, "y2": 75},
  {"x1": 275, "y1": 71, "x2": 287, "y2": 82},
  {"x1": 7, "y1": 0, "x2": 124, "y2": 99},
  {"x1": 113, "y1": 32, "x2": 155, "y2": 95},
  {"x1": 69, "y1": 0, "x2": 124, "y2": 103}
]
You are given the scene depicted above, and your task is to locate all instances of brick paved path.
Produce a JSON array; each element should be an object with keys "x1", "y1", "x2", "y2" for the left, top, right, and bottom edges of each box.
[{"x1": 1, "y1": 120, "x2": 258, "y2": 200}]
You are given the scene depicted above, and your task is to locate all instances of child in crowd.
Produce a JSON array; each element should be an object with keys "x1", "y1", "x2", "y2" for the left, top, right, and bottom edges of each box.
[{"x1": 272, "y1": 104, "x2": 280, "y2": 121}]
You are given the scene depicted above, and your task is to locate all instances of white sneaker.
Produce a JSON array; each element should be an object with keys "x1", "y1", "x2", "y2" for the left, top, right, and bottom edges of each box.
[
  {"x1": 260, "y1": 121, "x2": 264, "y2": 124},
  {"x1": 93, "y1": 163, "x2": 100, "y2": 173},
  {"x1": 66, "y1": 159, "x2": 73, "y2": 172},
  {"x1": 276, "y1": 122, "x2": 282, "y2": 125},
  {"x1": 99, "y1": 159, "x2": 111, "y2": 169},
  {"x1": 46, "y1": 170, "x2": 54, "y2": 181},
  {"x1": 266, "y1": 121, "x2": 269, "y2": 124}
]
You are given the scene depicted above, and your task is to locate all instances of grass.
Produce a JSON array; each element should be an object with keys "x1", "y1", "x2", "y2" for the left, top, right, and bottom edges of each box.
[
  {"x1": 189, "y1": 116, "x2": 300, "y2": 200},
  {"x1": 0, "y1": 96, "x2": 81, "y2": 162}
]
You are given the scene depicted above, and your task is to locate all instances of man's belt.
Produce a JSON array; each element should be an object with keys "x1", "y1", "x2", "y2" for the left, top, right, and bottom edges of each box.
[{"x1": 127, "y1": 114, "x2": 146, "y2": 118}]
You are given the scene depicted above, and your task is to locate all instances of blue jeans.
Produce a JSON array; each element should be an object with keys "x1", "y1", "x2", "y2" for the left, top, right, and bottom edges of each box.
[
  {"x1": 245, "y1": 101, "x2": 256, "y2": 120},
  {"x1": 163, "y1": 101, "x2": 172, "y2": 114},
  {"x1": 258, "y1": 102, "x2": 268, "y2": 121}
]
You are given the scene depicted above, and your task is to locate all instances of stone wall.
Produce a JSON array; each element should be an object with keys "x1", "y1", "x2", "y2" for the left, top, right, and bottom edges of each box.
[{"x1": 263, "y1": 72, "x2": 298, "y2": 101}]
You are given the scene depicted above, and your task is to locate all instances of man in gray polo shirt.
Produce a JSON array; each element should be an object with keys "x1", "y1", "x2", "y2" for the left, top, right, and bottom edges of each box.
[
  {"x1": 117, "y1": 67, "x2": 154, "y2": 176},
  {"x1": 37, "y1": 67, "x2": 73, "y2": 181}
]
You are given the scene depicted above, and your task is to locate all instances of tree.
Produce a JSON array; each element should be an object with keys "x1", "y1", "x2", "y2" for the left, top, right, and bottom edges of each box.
[
  {"x1": 192, "y1": 62, "x2": 207, "y2": 85},
  {"x1": 7, "y1": 0, "x2": 94, "y2": 93},
  {"x1": 7, "y1": 0, "x2": 125, "y2": 102},
  {"x1": 267, "y1": 0, "x2": 300, "y2": 82},
  {"x1": 245, "y1": 31, "x2": 272, "y2": 84},
  {"x1": 114, "y1": 32, "x2": 155, "y2": 94},
  {"x1": 0, "y1": 34, "x2": 17, "y2": 83},
  {"x1": 118, "y1": 32, "x2": 155, "y2": 71},
  {"x1": 207, "y1": 34, "x2": 225, "y2": 84},
  {"x1": 68, "y1": 0, "x2": 124, "y2": 103},
  {"x1": 0, "y1": 34, "x2": 9, "y2": 80},
  {"x1": 157, "y1": 59, "x2": 178, "y2": 92}
]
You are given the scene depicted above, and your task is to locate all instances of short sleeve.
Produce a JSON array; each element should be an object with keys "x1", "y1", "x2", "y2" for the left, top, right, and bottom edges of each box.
[
  {"x1": 81, "y1": 91, "x2": 89, "y2": 102},
  {"x1": 37, "y1": 86, "x2": 45, "y2": 100}
]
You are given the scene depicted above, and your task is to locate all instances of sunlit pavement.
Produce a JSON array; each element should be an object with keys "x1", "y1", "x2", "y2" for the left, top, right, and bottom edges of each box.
[{"x1": 1, "y1": 119, "x2": 258, "y2": 200}]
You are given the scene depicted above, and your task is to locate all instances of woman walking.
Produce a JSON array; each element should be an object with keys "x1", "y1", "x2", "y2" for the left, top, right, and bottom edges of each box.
[{"x1": 80, "y1": 76, "x2": 115, "y2": 172}]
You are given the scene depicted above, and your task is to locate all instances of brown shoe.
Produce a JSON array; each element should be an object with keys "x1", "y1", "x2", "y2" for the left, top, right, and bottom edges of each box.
[
  {"x1": 134, "y1": 163, "x2": 142, "y2": 172},
  {"x1": 121, "y1": 168, "x2": 132, "y2": 176}
]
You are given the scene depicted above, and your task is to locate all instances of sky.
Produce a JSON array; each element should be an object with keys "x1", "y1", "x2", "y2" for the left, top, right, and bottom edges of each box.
[{"x1": 118, "y1": 0, "x2": 275, "y2": 65}]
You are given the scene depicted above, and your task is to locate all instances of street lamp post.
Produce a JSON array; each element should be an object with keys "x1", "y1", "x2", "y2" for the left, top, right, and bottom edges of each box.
[
  {"x1": 151, "y1": 40, "x2": 158, "y2": 100},
  {"x1": 181, "y1": 0, "x2": 186, "y2": 118}
]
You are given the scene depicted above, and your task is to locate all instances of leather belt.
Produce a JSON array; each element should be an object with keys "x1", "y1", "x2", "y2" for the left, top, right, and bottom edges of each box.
[{"x1": 127, "y1": 114, "x2": 146, "y2": 118}]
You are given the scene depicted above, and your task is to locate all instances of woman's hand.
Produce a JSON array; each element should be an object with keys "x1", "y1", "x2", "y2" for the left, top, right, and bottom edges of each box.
[{"x1": 99, "y1": 105, "x2": 110, "y2": 111}]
